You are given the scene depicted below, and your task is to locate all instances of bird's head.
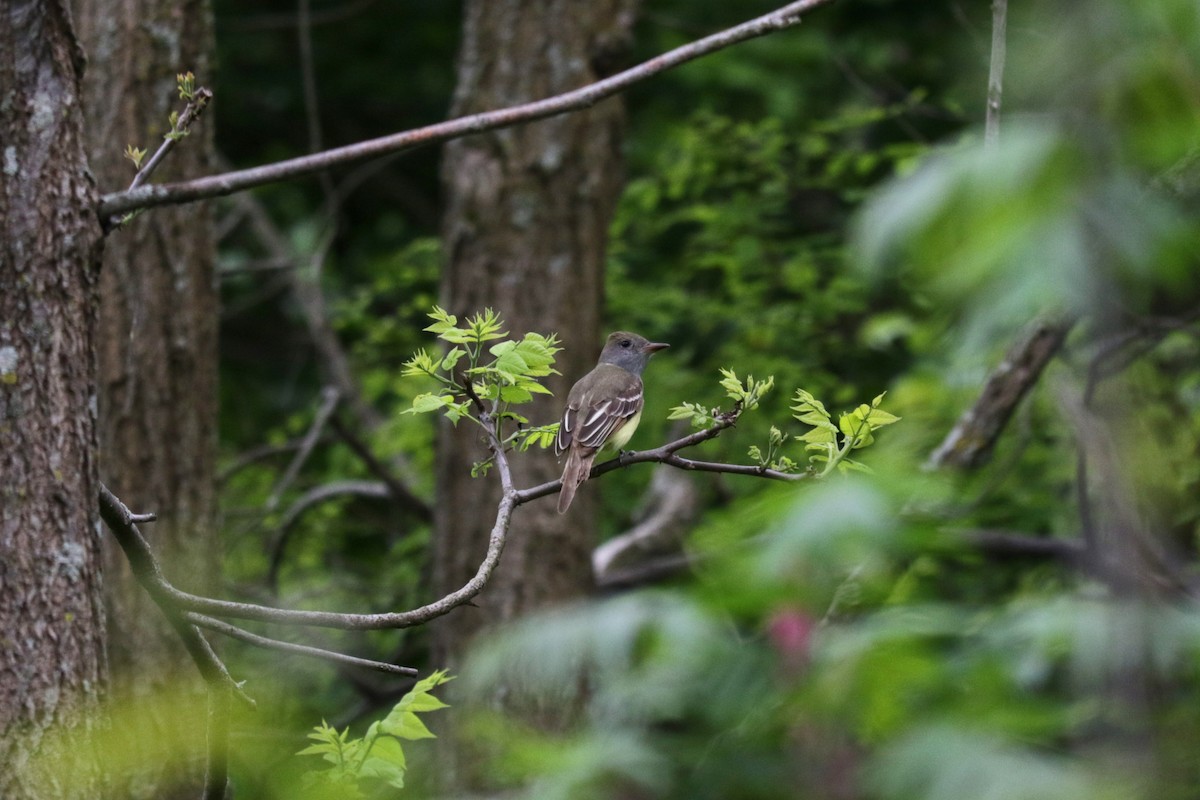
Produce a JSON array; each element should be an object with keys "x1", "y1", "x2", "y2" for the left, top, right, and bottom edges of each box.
[{"x1": 598, "y1": 331, "x2": 669, "y2": 376}]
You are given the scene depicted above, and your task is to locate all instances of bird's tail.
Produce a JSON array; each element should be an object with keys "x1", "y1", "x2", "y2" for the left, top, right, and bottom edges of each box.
[{"x1": 557, "y1": 447, "x2": 596, "y2": 514}]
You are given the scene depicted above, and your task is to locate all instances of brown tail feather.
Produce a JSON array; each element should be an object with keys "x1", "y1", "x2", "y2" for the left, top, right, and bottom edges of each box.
[{"x1": 557, "y1": 446, "x2": 596, "y2": 514}]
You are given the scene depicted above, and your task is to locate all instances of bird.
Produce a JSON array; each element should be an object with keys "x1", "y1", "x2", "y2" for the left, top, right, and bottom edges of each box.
[{"x1": 555, "y1": 331, "x2": 669, "y2": 514}]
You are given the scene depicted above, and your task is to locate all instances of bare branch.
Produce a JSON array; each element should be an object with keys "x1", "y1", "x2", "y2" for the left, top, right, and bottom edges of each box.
[
  {"x1": 593, "y1": 468, "x2": 699, "y2": 588},
  {"x1": 229, "y1": 185, "x2": 389, "y2": 433},
  {"x1": 203, "y1": 686, "x2": 230, "y2": 800},
  {"x1": 266, "y1": 386, "x2": 341, "y2": 512},
  {"x1": 219, "y1": 436, "x2": 324, "y2": 485},
  {"x1": 926, "y1": 318, "x2": 1074, "y2": 470},
  {"x1": 184, "y1": 612, "x2": 418, "y2": 675},
  {"x1": 266, "y1": 479, "x2": 394, "y2": 591},
  {"x1": 329, "y1": 414, "x2": 432, "y2": 520},
  {"x1": 984, "y1": 0, "x2": 1008, "y2": 150},
  {"x1": 98, "y1": 485, "x2": 255, "y2": 709},
  {"x1": 98, "y1": 0, "x2": 836, "y2": 218}
]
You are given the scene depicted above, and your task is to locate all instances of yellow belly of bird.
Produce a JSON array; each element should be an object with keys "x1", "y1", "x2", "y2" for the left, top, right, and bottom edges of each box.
[{"x1": 600, "y1": 407, "x2": 642, "y2": 454}]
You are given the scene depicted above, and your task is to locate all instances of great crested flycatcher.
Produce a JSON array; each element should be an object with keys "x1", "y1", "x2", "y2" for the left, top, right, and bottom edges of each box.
[{"x1": 555, "y1": 331, "x2": 669, "y2": 514}]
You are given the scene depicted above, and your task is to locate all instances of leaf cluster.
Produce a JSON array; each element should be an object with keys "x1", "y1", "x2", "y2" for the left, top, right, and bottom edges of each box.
[
  {"x1": 298, "y1": 670, "x2": 452, "y2": 796},
  {"x1": 669, "y1": 370, "x2": 900, "y2": 475},
  {"x1": 402, "y1": 306, "x2": 560, "y2": 432},
  {"x1": 792, "y1": 389, "x2": 900, "y2": 476}
]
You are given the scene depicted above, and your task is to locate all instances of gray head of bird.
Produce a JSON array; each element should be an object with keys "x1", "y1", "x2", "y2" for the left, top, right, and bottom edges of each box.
[{"x1": 597, "y1": 331, "x2": 669, "y2": 376}]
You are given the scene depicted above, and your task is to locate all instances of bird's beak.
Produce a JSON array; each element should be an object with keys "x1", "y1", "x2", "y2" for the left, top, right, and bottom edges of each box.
[{"x1": 643, "y1": 341, "x2": 670, "y2": 354}]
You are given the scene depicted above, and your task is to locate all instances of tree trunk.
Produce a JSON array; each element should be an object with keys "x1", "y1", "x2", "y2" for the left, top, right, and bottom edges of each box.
[
  {"x1": 0, "y1": 3, "x2": 107, "y2": 797},
  {"x1": 433, "y1": 0, "x2": 638, "y2": 665},
  {"x1": 73, "y1": 1, "x2": 219, "y2": 797}
]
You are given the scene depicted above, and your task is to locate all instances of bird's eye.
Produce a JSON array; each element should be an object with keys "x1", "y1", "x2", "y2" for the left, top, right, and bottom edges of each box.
[{"x1": 621, "y1": 339, "x2": 632, "y2": 348}]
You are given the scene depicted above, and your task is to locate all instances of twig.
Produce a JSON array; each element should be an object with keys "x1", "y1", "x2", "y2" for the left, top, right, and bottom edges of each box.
[
  {"x1": 266, "y1": 386, "x2": 340, "y2": 512},
  {"x1": 128, "y1": 86, "x2": 214, "y2": 192},
  {"x1": 329, "y1": 414, "x2": 432, "y2": 520},
  {"x1": 516, "y1": 413, "x2": 809, "y2": 506},
  {"x1": 220, "y1": 437, "x2": 322, "y2": 485},
  {"x1": 98, "y1": 0, "x2": 836, "y2": 218},
  {"x1": 98, "y1": 485, "x2": 255, "y2": 709},
  {"x1": 266, "y1": 479, "x2": 394, "y2": 591},
  {"x1": 229, "y1": 184, "x2": 388, "y2": 433},
  {"x1": 926, "y1": 318, "x2": 1074, "y2": 470},
  {"x1": 105, "y1": 82, "x2": 213, "y2": 233},
  {"x1": 184, "y1": 612, "x2": 418, "y2": 675},
  {"x1": 984, "y1": 0, "x2": 1007, "y2": 150},
  {"x1": 203, "y1": 686, "x2": 230, "y2": 800}
]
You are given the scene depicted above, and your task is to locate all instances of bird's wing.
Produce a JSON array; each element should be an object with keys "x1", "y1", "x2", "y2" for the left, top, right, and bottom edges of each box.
[{"x1": 556, "y1": 366, "x2": 644, "y2": 455}]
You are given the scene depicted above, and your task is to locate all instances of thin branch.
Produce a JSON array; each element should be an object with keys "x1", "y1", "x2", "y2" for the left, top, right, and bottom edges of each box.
[
  {"x1": 297, "y1": 0, "x2": 334, "y2": 199},
  {"x1": 984, "y1": 0, "x2": 1007, "y2": 150},
  {"x1": 98, "y1": 485, "x2": 255, "y2": 709},
  {"x1": 98, "y1": 0, "x2": 836, "y2": 218},
  {"x1": 329, "y1": 414, "x2": 432, "y2": 520},
  {"x1": 515, "y1": 413, "x2": 809, "y2": 506},
  {"x1": 219, "y1": 436, "x2": 328, "y2": 485},
  {"x1": 185, "y1": 612, "x2": 418, "y2": 675},
  {"x1": 225, "y1": 0, "x2": 380, "y2": 32},
  {"x1": 266, "y1": 479, "x2": 394, "y2": 591},
  {"x1": 266, "y1": 386, "x2": 340, "y2": 512},
  {"x1": 105, "y1": 83, "x2": 214, "y2": 233},
  {"x1": 152, "y1": 458, "x2": 519, "y2": 631},
  {"x1": 229, "y1": 183, "x2": 389, "y2": 433},
  {"x1": 106, "y1": 407, "x2": 800, "y2": 633},
  {"x1": 128, "y1": 86, "x2": 214, "y2": 192},
  {"x1": 958, "y1": 528, "x2": 1086, "y2": 563},
  {"x1": 203, "y1": 686, "x2": 230, "y2": 800},
  {"x1": 927, "y1": 317, "x2": 1074, "y2": 470}
]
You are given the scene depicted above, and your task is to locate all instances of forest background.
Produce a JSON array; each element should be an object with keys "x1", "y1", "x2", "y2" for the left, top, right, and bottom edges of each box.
[{"x1": 3, "y1": 0, "x2": 1200, "y2": 798}]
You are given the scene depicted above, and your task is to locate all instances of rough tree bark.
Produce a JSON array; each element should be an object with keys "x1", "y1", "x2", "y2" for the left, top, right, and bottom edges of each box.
[
  {"x1": 433, "y1": 0, "x2": 639, "y2": 664},
  {"x1": 74, "y1": 1, "x2": 220, "y2": 796},
  {"x1": 0, "y1": 2, "x2": 107, "y2": 797}
]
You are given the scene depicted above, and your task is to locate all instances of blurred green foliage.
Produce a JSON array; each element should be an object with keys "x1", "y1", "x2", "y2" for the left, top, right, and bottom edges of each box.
[{"x1": 198, "y1": 0, "x2": 1200, "y2": 797}]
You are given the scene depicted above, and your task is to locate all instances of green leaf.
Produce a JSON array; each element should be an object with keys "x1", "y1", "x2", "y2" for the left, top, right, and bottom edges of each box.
[
  {"x1": 424, "y1": 306, "x2": 475, "y2": 344},
  {"x1": 440, "y1": 347, "x2": 466, "y2": 372},
  {"x1": 517, "y1": 424, "x2": 559, "y2": 451},
  {"x1": 466, "y1": 308, "x2": 507, "y2": 342},
  {"x1": 718, "y1": 368, "x2": 743, "y2": 399},
  {"x1": 359, "y1": 736, "x2": 407, "y2": 786},
  {"x1": 405, "y1": 393, "x2": 454, "y2": 414},
  {"x1": 498, "y1": 385, "x2": 533, "y2": 403},
  {"x1": 491, "y1": 341, "x2": 529, "y2": 378},
  {"x1": 839, "y1": 409, "x2": 875, "y2": 446},
  {"x1": 799, "y1": 427, "x2": 837, "y2": 444},
  {"x1": 401, "y1": 349, "x2": 438, "y2": 377},
  {"x1": 838, "y1": 458, "x2": 874, "y2": 474},
  {"x1": 667, "y1": 402, "x2": 713, "y2": 429}
]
